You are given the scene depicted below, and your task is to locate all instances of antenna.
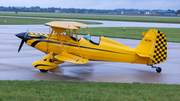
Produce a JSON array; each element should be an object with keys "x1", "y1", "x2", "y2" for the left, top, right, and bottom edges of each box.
[
  {"x1": 49, "y1": 27, "x2": 51, "y2": 34},
  {"x1": 27, "y1": 22, "x2": 31, "y2": 32}
]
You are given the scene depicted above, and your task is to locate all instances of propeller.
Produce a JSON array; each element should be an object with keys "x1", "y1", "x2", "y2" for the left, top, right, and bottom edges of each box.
[
  {"x1": 15, "y1": 30, "x2": 29, "y2": 52},
  {"x1": 18, "y1": 37, "x2": 25, "y2": 52}
]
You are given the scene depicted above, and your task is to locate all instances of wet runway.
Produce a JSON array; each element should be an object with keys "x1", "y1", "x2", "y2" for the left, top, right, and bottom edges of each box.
[{"x1": 0, "y1": 25, "x2": 180, "y2": 84}]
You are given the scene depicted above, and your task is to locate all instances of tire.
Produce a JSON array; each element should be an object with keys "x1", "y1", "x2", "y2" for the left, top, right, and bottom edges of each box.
[
  {"x1": 39, "y1": 69, "x2": 48, "y2": 73},
  {"x1": 156, "y1": 67, "x2": 162, "y2": 73}
]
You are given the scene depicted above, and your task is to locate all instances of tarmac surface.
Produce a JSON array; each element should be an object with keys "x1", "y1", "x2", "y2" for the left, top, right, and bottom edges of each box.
[{"x1": 0, "y1": 25, "x2": 180, "y2": 84}]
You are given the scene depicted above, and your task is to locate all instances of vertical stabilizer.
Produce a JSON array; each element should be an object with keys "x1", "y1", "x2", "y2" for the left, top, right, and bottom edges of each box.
[{"x1": 136, "y1": 29, "x2": 167, "y2": 65}]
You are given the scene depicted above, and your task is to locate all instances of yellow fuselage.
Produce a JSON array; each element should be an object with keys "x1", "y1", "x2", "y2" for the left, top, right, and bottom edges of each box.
[{"x1": 26, "y1": 32, "x2": 151, "y2": 65}]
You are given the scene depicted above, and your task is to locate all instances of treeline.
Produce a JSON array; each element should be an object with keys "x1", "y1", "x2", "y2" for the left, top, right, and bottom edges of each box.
[
  {"x1": 0, "y1": 6, "x2": 179, "y2": 15},
  {"x1": 0, "y1": 6, "x2": 57, "y2": 12},
  {"x1": 0, "y1": 6, "x2": 136, "y2": 13}
]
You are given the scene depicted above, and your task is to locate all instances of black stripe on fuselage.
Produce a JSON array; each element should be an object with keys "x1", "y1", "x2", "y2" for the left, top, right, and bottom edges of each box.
[
  {"x1": 31, "y1": 40, "x2": 59, "y2": 47},
  {"x1": 34, "y1": 64, "x2": 51, "y2": 68},
  {"x1": 30, "y1": 39, "x2": 129, "y2": 55}
]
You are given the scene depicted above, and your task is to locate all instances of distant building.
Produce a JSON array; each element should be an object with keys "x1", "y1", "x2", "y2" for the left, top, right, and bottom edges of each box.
[
  {"x1": 121, "y1": 11, "x2": 139, "y2": 15},
  {"x1": 145, "y1": 12, "x2": 150, "y2": 15},
  {"x1": 55, "y1": 10, "x2": 60, "y2": 13},
  {"x1": 163, "y1": 12, "x2": 176, "y2": 15},
  {"x1": 55, "y1": 9, "x2": 69, "y2": 13}
]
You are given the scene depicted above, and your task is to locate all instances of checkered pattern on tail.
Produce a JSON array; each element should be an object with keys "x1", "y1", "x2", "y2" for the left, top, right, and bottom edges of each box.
[{"x1": 152, "y1": 31, "x2": 167, "y2": 65}]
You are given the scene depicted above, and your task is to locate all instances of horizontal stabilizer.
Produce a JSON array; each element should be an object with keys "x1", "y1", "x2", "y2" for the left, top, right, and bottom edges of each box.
[
  {"x1": 55, "y1": 52, "x2": 89, "y2": 64},
  {"x1": 136, "y1": 53, "x2": 151, "y2": 58}
]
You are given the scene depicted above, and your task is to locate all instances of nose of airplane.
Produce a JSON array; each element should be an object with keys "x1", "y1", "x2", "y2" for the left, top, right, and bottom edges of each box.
[{"x1": 15, "y1": 32, "x2": 26, "y2": 39}]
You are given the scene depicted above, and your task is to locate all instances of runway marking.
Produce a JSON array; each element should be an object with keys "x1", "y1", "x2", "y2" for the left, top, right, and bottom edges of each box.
[{"x1": 0, "y1": 42, "x2": 19, "y2": 46}]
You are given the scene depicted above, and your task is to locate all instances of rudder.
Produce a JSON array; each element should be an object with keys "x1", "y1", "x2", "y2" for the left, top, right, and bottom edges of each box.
[
  {"x1": 152, "y1": 31, "x2": 167, "y2": 65},
  {"x1": 136, "y1": 29, "x2": 167, "y2": 65}
]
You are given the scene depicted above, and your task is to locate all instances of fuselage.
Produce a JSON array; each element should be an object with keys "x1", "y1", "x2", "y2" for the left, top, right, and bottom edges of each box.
[{"x1": 25, "y1": 32, "x2": 152, "y2": 65}]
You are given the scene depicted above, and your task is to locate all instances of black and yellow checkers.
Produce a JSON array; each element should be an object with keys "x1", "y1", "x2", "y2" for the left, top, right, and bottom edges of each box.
[
  {"x1": 135, "y1": 29, "x2": 167, "y2": 65},
  {"x1": 152, "y1": 31, "x2": 167, "y2": 65},
  {"x1": 28, "y1": 32, "x2": 48, "y2": 39},
  {"x1": 29, "y1": 32, "x2": 48, "y2": 36}
]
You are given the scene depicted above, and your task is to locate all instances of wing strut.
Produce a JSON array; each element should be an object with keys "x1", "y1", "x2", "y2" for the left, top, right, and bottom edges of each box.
[
  {"x1": 47, "y1": 30, "x2": 54, "y2": 52},
  {"x1": 75, "y1": 29, "x2": 83, "y2": 61},
  {"x1": 87, "y1": 27, "x2": 89, "y2": 35}
]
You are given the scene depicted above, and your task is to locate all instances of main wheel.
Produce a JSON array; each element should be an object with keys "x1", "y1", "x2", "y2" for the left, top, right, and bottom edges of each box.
[
  {"x1": 156, "y1": 67, "x2": 162, "y2": 73},
  {"x1": 39, "y1": 69, "x2": 48, "y2": 73}
]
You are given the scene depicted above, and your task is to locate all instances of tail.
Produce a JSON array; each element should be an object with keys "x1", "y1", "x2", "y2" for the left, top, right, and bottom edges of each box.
[{"x1": 136, "y1": 29, "x2": 167, "y2": 65}]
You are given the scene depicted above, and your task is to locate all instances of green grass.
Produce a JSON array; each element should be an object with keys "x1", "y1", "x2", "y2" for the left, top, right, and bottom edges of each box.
[
  {"x1": 79, "y1": 27, "x2": 180, "y2": 42},
  {"x1": 0, "y1": 16, "x2": 179, "y2": 42},
  {"x1": 0, "y1": 16, "x2": 102, "y2": 25},
  {"x1": 0, "y1": 13, "x2": 179, "y2": 42},
  {"x1": 0, "y1": 80, "x2": 180, "y2": 101},
  {"x1": 0, "y1": 12, "x2": 180, "y2": 24}
]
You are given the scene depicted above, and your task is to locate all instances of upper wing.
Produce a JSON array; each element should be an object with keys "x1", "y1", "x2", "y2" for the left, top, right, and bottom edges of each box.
[
  {"x1": 55, "y1": 51, "x2": 89, "y2": 64},
  {"x1": 44, "y1": 21, "x2": 89, "y2": 29},
  {"x1": 45, "y1": 21, "x2": 89, "y2": 64}
]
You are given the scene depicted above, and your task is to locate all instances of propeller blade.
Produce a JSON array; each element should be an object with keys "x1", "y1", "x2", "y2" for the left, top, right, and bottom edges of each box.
[
  {"x1": 16, "y1": 31, "x2": 29, "y2": 52},
  {"x1": 18, "y1": 39, "x2": 25, "y2": 52}
]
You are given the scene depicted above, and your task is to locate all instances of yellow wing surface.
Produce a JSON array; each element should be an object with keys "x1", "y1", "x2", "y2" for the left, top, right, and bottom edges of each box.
[
  {"x1": 45, "y1": 21, "x2": 89, "y2": 29},
  {"x1": 55, "y1": 52, "x2": 89, "y2": 64},
  {"x1": 45, "y1": 21, "x2": 89, "y2": 64}
]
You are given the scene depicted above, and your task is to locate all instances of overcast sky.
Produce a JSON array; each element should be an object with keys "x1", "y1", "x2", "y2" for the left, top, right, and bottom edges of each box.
[{"x1": 1, "y1": 0, "x2": 180, "y2": 10}]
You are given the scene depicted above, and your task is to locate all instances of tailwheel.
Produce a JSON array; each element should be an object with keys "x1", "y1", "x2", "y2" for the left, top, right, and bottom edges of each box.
[
  {"x1": 151, "y1": 65, "x2": 162, "y2": 73},
  {"x1": 156, "y1": 67, "x2": 162, "y2": 73},
  {"x1": 39, "y1": 69, "x2": 48, "y2": 73}
]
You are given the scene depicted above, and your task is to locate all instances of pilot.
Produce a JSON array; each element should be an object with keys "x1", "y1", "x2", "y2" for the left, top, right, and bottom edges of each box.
[{"x1": 83, "y1": 34, "x2": 91, "y2": 41}]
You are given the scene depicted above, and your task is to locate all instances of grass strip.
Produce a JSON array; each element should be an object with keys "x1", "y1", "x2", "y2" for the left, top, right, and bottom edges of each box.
[
  {"x1": 0, "y1": 16, "x2": 179, "y2": 42},
  {"x1": 0, "y1": 12, "x2": 180, "y2": 24},
  {"x1": 0, "y1": 16, "x2": 102, "y2": 25},
  {"x1": 0, "y1": 80, "x2": 179, "y2": 101},
  {"x1": 79, "y1": 27, "x2": 180, "y2": 42}
]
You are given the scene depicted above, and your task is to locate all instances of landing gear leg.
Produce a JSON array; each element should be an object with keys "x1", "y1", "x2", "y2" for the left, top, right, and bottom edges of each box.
[
  {"x1": 39, "y1": 52, "x2": 54, "y2": 73},
  {"x1": 151, "y1": 65, "x2": 162, "y2": 73}
]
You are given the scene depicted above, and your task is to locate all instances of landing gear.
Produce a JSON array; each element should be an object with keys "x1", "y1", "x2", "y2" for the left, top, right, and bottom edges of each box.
[
  {"x1": 40, "y1": 69, "x2": 48, "y2": 73},
  {"x1": 156, "y1": 67, "x2": 162, "y2": 73},
  {"x1": 151, "y1": 65, "x2": 162, "y2": 73},
  {"x1": 33, "y1": 52, "x2": 58, "y2": 73}
]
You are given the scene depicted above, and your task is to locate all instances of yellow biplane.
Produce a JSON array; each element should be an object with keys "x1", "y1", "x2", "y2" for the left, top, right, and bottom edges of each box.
[{"x1": 16, "y1": 21, "x2": 167, "y2": 73}]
